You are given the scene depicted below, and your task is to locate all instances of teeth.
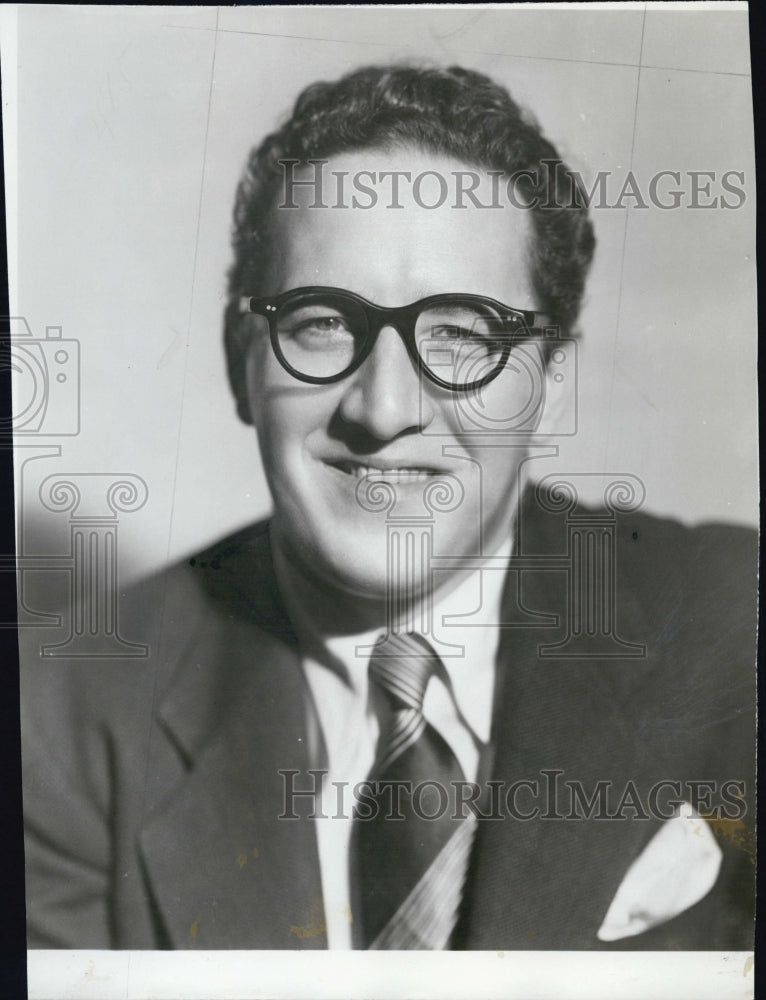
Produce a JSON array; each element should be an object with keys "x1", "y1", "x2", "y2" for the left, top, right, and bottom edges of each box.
[{"x1": 334, "y1": 463, "x2": 436, "y2": 481}]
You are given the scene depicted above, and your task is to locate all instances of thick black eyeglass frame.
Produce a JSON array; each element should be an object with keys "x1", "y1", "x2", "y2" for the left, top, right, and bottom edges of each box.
[{"x1": 239, "y1": 285, "x2": 551, "y2": 391}]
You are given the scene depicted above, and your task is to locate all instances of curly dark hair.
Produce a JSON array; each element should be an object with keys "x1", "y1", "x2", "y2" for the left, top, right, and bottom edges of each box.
[{"x1": 225, "y1": 64, "x2": 595, "y2": 418}]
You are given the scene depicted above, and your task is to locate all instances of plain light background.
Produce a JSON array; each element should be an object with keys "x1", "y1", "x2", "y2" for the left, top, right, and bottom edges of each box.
[{"x1": 5, "y1": 3, "x2": 757, "y2": 582}]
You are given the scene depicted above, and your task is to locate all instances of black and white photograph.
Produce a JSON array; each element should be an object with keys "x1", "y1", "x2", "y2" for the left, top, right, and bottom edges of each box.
[{"x1": 1, "y1": 4, "x2": 758, "y2": 998}]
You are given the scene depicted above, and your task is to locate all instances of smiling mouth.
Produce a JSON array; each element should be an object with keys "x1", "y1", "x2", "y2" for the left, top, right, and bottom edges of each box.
[{"x1": 327, "y1": 460, "x2": 443, "y2": 482}]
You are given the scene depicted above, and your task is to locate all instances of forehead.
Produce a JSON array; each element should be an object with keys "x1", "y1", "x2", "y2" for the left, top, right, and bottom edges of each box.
[{"x1": 263, "y1": 147, "x2": 537, "y2": 309}]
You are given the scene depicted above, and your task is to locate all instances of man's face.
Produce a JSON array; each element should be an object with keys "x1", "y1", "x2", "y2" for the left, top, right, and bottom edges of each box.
[{"x1": 241, "y1": 148, "x2": 545, "y2": 605}]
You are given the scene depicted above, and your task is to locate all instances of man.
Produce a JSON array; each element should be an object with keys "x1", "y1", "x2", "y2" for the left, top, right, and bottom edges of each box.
[{"x1": 22, "y1": 65, "x2": 756, "y2": 950}]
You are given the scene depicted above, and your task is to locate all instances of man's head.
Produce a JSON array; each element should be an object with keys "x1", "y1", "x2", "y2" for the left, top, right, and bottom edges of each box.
[{"x1": 223, "y1": 65, "x2": 595, "y2": 613}]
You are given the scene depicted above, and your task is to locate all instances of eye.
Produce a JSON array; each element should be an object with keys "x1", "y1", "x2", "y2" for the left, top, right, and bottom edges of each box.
[
  {"x1": 429, "y1": 324, "x2": 478, "y2": 341},
  {"x1": 418, "y1": 313, "x2": 505, "y2": 359},
  {"x1": 275, "y1": 302, "x2": 362, "y2": 361},
  {"x1": 277, "y1": 304, "x2": 358, "y2": 343},
  {"x1": 417, "y1": 302, "x2": 504, "y2": 341},
  {"x1": 286, "y1": 314, "x2": 353, "y2": 337}
]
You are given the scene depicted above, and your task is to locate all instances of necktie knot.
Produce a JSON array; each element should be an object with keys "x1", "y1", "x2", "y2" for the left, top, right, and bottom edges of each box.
[{"x1": 368, "y1": 632, "x2": 438, "y2": 712}]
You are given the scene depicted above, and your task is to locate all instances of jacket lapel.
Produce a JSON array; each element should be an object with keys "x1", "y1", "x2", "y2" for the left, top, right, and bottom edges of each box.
[
  {"x1": 138, "y1": 527, "x2": 327, "y2": 949},
  {"x1": 456, "y1": 508, "x2": 665, "y2": 949}
]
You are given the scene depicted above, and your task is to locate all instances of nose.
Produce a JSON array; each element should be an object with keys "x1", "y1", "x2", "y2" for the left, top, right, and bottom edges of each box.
[{"x1": 337, "y1": 325, "x2": 435, "y2": 440}]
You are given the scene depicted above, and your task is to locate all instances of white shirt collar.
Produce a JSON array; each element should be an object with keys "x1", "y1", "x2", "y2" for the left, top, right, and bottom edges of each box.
[{"x1": 284, "y1": 534, "x2": 512, "y2": 747}]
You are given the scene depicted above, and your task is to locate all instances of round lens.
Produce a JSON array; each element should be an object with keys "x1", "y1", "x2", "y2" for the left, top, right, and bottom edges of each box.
[
  {"x1": 415, "y1": 300, "x2": 506, "y2": 387},
  {"x1": 275, "y1": 292, "x2": 368, "y2": 379}
]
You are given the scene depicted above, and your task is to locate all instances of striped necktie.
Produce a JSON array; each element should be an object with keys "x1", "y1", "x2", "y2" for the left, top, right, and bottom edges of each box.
[{"x1": 350, "y1": 632, "x2": 476, "y2": 949}]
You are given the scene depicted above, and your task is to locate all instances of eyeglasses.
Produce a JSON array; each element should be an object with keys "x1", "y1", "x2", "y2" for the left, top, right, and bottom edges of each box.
[{"x1": 239, "y1": 286, "x2": 551, "y2": 391}]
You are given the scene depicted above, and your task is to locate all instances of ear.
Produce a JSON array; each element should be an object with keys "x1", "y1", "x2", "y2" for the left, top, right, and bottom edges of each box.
[
  {"x1": 223, "y1": 300, "x2": 254, "y2": 425},
  {"x1": 529, "y1": 337, "x2": 577, "y2": 441}
]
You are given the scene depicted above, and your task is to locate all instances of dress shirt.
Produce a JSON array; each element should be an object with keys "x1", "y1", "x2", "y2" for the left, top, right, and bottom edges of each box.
[{"x1": 283, "y1": 542, "x2": 512, "y2": 949}]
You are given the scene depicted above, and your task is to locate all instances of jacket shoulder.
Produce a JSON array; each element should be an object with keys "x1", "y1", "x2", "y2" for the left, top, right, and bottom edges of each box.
[
  {"x1": 20, "y1": 520, "x2": 289, "y2": 748},
  {"x1": 519, "y1": 496, "x2": 757, "y2": 753}
]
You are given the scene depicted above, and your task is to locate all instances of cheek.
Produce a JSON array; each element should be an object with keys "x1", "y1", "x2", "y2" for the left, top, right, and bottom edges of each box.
[
  {"x1": 244, "y1": 349, "x2": 342, "y2": 471},
  {"x1": 443, "y1": 360, "x2": 546, "y2": 438},
  {"x1": 244, "y1": 349, "x2": 296, "y2": 489},
  {"x1": 244, "y1": 335, "x2": 278, "y2": 435}
]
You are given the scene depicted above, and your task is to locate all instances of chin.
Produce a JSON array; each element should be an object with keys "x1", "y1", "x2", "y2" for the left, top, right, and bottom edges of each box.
[
  {"x1": 296, "y1": 527, "x2": 438, "y2": 607},
  {"x1": 316, "y1": 537, "x2": 395, "y2": 600}
]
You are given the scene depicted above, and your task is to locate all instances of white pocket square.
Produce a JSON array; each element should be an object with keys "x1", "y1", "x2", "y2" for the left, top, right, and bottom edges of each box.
[{"x1": 597, "y1": 802, "x2": 722, "y2": 942}]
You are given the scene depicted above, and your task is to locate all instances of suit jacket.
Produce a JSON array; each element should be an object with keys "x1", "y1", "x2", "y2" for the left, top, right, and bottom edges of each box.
[{"x1": 21, "y1": 495, "x2": 756, "y2": 950}]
